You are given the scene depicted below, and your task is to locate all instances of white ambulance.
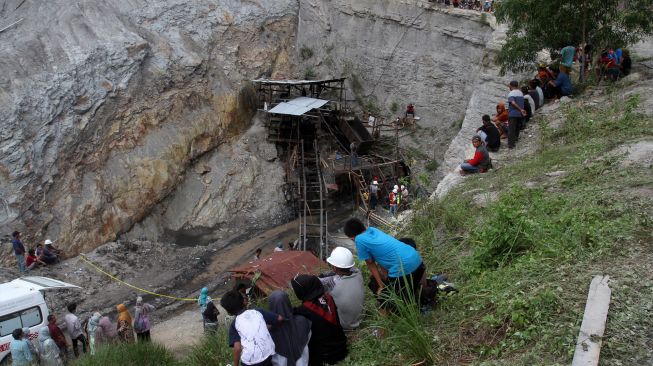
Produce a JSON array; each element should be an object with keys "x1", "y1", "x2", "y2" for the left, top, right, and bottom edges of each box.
[{"x1": 0, "y1": 276, "x2": 80, "y2": 364}]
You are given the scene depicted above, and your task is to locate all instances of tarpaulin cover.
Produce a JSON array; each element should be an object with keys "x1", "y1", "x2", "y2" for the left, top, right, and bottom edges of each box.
[{"x1": 229, "y1": 251, "x2": 327, "y2": 295}]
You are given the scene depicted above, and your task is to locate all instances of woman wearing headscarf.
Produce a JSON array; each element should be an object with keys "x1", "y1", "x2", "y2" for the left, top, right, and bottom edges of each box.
[
  {"x1": 22, "y1": 327, "x2": 39, "y2": 363},
  {"x1": 97, "y1": 315, "x2": 118, "y2": 344},
  {"x1": 268, "y1": 290, "x2": 312, "y2": 366},
  {"x1": 116, "y1": 304, "x2": 135, "y2": 343},
  {"x1": 198, "y1": 287, "x2": 211, "y2": 313},
  {"x1": 491, "y1": 102, "x2": 509, "y2": 138},
  {"x1": 291, "y1": 275, "x2": 348, "y2": 366},
  {"x1": 38, "y1": 327, "x2": 63, "y2": 366},
  {"x1": 87, "y1": 312, "x2": 101, "y2": 355},
  {"x1": 134, "y1": 296, "x2": 156, "y2": 342}
]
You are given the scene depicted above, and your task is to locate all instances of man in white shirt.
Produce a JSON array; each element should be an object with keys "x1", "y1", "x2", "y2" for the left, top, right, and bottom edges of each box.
[
  {"x1": 64, "y1": 303, "x2": 87, "y2": 357},
  {"x1": 319, "y1": 247, "x2": 365, "y2": 330}
]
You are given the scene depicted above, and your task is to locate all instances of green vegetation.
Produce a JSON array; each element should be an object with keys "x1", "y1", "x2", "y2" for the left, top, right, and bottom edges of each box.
[
  {"x1": 304, "y1": 67, "x2": 317, "y2": 80},
  {"x1": 417, "y1": 172, "x2": 430, "y2": 186},
  {"x1": 343, "y1": 86, "x2": 653, "y2": 365},
  {"x1": 495, "y1": 0, "x2": 653, "y2": 73},
  {"x1": 185, "y1": 330, "x2": 232, "y2": 366},
  {"x1": 74, "y1": 84, "x2": 651, "y2": 366},
  {"x1": 479, "y1": 12, "x2": 489, "y2": 25},
  {"x1": 425, "y1": 159, "x2": 439, "y2": 172},
  {"x1": 74, "y1": 342, "x2": 177, "y2": 366},
  {"x1": 300, "y1": 46, "x2": 314, "y2": 60},
  {"x1": 390, "y1": 101, "x2": 399, "y2": 114}
]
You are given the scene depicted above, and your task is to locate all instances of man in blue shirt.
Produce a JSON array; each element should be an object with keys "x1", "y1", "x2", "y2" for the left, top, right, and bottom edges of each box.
[
  {"x1": 548, "y1": 69, "x2": 572, "y2": 99},
  {"x1": 507, "y1": 81, "x2": 527, "y2": 149},
  {"x1": 560, "y1": 45, "x2": 576, "y2": 73},
  {"x1": 344, "y1": 218, "x2": 424, "y2": 304},
  {"x1": 12, "y1": 231, "x2": 26, "y2": 273}
]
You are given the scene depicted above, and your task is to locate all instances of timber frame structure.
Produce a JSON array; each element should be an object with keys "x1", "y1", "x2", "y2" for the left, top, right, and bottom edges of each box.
[{"x1": 253, "y1": 78, "x2": 411, "y2": 259}]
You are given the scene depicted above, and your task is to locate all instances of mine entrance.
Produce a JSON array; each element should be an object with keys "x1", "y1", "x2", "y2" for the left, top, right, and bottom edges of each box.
[{"x1": 253, "y1": 78, "x2": 413, "y2": 259}]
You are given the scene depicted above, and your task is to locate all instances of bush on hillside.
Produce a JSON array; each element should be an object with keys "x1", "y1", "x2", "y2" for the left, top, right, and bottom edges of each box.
[
  {"x1": 185, "y1": 329, "x2": 232, "y2": 366},
  {"x1": 73, "y1": 342, "x2": 177, "y2": 366}
]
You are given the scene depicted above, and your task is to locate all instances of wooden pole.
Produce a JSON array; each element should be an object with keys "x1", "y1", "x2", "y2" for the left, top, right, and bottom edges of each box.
[{"x1": 571, "y1": 275, "x2": 611, "y2": 366}]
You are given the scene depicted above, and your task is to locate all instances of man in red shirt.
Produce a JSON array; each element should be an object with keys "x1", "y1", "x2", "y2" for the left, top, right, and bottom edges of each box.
[
  {"x1": 389, "y1": 187, "x2": 398, "y2": 216},
  {"x1": 405, "y1": 103, "x2": 415, "y2": 118},
  {"x1": 25, "y1": 249, "x2": 46, "y2": 270},
  {"x1": 460, "y1": 136, "x2": 492, "y2": 175}
]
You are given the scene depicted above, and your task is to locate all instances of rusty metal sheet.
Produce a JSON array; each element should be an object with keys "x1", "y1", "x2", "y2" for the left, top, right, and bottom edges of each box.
[{"x1": 229, "y1": 251, "x2": 327, "y2": 295}]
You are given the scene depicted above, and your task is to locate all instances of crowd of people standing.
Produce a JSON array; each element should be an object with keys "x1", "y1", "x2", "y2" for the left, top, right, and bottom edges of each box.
[
  {"x1": 9, "y1": 297, "x2": 156, "y2": 365},
  {"x1": 193, "y1": 218, "x2": 433, "y2": 366}
]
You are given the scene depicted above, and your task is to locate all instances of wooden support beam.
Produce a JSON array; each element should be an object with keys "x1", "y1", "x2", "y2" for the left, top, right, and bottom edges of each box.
[{"x1": 571, "y1": 275, "x2": 611, "y2": 366}]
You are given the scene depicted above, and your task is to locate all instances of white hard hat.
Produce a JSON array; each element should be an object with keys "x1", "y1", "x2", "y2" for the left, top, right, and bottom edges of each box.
[
  {"x1": 401, "y1": 185, "x2": 405, "y2": 189},
  {"x1": 393, "y1": 188, "x2": 398, "y2": 193},
  {"x1": 394, "y1": 185, "x2": 399, "y2": 190},
  {"x1": 372, "y1": 180, "x2": 378, "y2": 185},
  {"x1": 44, "y1": 239, "x2": 53, "y2": 245},
  {"x1": 326, "y1": 247, "x2": 355, "y2": 269}
]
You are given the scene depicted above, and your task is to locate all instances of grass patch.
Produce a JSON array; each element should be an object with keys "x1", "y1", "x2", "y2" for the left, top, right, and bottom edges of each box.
[
  {"x1": 73, "y1": 342, "x2": 177, "y2": 366},
  {"x1": 300, "y1": 46, "x2": 314, "y2": 60},
  {"x1": 343, "y1": 83, "x2": 653, "y2": 365},
  {"x1": 185, "y1": 330, "x2": 232, "y2": 366},
  {"x1": 390, "y1": 101, "x2": 399, "y2": 114},
  {"x1": 425, "y1": 159, "x2": 439, "y2": 172},
  {"x1": 304, "y1": 67, "x2": 317, "y2": 80}
]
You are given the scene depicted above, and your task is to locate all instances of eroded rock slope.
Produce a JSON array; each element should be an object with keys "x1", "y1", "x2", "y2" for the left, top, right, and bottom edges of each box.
[{"x1": 0, "y1": 0, "x2": 296, "y2": 253}]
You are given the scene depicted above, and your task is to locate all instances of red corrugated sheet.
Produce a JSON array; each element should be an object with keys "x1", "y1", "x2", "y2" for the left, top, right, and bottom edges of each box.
[{"x1": 229, "y1": 251, "x2": 327, "y2": 295}]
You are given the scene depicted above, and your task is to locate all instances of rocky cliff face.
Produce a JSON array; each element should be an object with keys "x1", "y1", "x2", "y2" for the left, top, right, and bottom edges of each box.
[
  {"x1": 1, "y1": 0, "x2": 515, "y2": 256},
  {"x1": 0, "y1": 0, "x2": 297, "y2": 253},
  {"x1": 296, "y1": 0, "x2": 498, "y2": 185}
]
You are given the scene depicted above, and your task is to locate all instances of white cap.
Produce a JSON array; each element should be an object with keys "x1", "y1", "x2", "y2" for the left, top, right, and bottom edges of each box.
[
  {"x1": 393, "y1": 188, "x2": 398, "y2": 193},
  {"x1": 394, "y1": 185, "x2": 399, "y2": 190},
  {"x1": 401, "y1": 185, "x2": 405, "y2": 189},
  {"x1": 44, "y1": 239, "x2": 53, "y2": 245},
  {"x1": 372, "y1": 181, "x2": 378, "y2": 185},
  {"x1": 326, "y1": 247, "x2": 355, "y2": 269}
]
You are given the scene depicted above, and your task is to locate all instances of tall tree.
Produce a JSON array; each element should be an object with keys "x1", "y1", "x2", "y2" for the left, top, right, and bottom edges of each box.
[{"x1": 495, "y1": 0, "x2": 653, "y2": 74}]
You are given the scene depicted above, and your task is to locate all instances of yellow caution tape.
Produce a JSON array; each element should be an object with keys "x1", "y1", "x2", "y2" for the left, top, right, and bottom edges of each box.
[{"x1": 79, "y1": 254, "x2": 198, "y2": 302}]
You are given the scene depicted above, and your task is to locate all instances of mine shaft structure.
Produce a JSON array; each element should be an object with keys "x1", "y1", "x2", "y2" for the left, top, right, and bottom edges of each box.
[{"x1": 253, "y1": 78, "x2": 410, "y2": 259}]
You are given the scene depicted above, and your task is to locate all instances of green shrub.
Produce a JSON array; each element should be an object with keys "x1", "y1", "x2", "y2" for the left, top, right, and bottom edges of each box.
[
  {"x1": 300, "y1": 46, "x2": 314, "y2": 60},
  {"x1": 390, "y1": 101, "x2": 398, "y2": 113},
  {"x1": 73, "y1": 342, "x2": 177, "y2": 366},
  {"x1": 185, "y1": 330, "x2": 232, "y2": 366},
  {"x1": 480, "y1": 12, "x2": 489, "y2": 25},
  {"x1": 304, "y1": 67, "x2": 317, "y2": 80},
  {"x1": 425, "y1": 159, "x2": 439, "y2": 172}
]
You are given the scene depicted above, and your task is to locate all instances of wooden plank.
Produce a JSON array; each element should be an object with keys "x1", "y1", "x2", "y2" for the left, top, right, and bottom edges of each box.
[{"x1": 571, "y1": 275, "x2": 611, "y2": 366}]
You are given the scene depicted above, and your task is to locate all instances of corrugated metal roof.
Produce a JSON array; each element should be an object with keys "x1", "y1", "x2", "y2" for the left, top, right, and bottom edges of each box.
[
  {"x1": 229, "y1": 251, "x2": 326, "y2": 295},
  {"x1": 267, "y1": 97, "x2": 329, "y2": 116}
]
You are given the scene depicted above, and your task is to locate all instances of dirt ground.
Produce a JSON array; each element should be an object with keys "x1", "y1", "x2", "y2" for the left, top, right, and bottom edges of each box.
[{"x1": 0, "y1": 206, "x2": 357, "y2": 358}]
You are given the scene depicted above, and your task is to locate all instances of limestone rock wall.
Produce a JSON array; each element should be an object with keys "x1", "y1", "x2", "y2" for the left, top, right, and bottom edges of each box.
[
  {"x1": 0, "y1": 0, "x2": 297, "y2": 254},
  {"x1": 296, "y1": 0, "x2": 497, "y2": 186}
]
